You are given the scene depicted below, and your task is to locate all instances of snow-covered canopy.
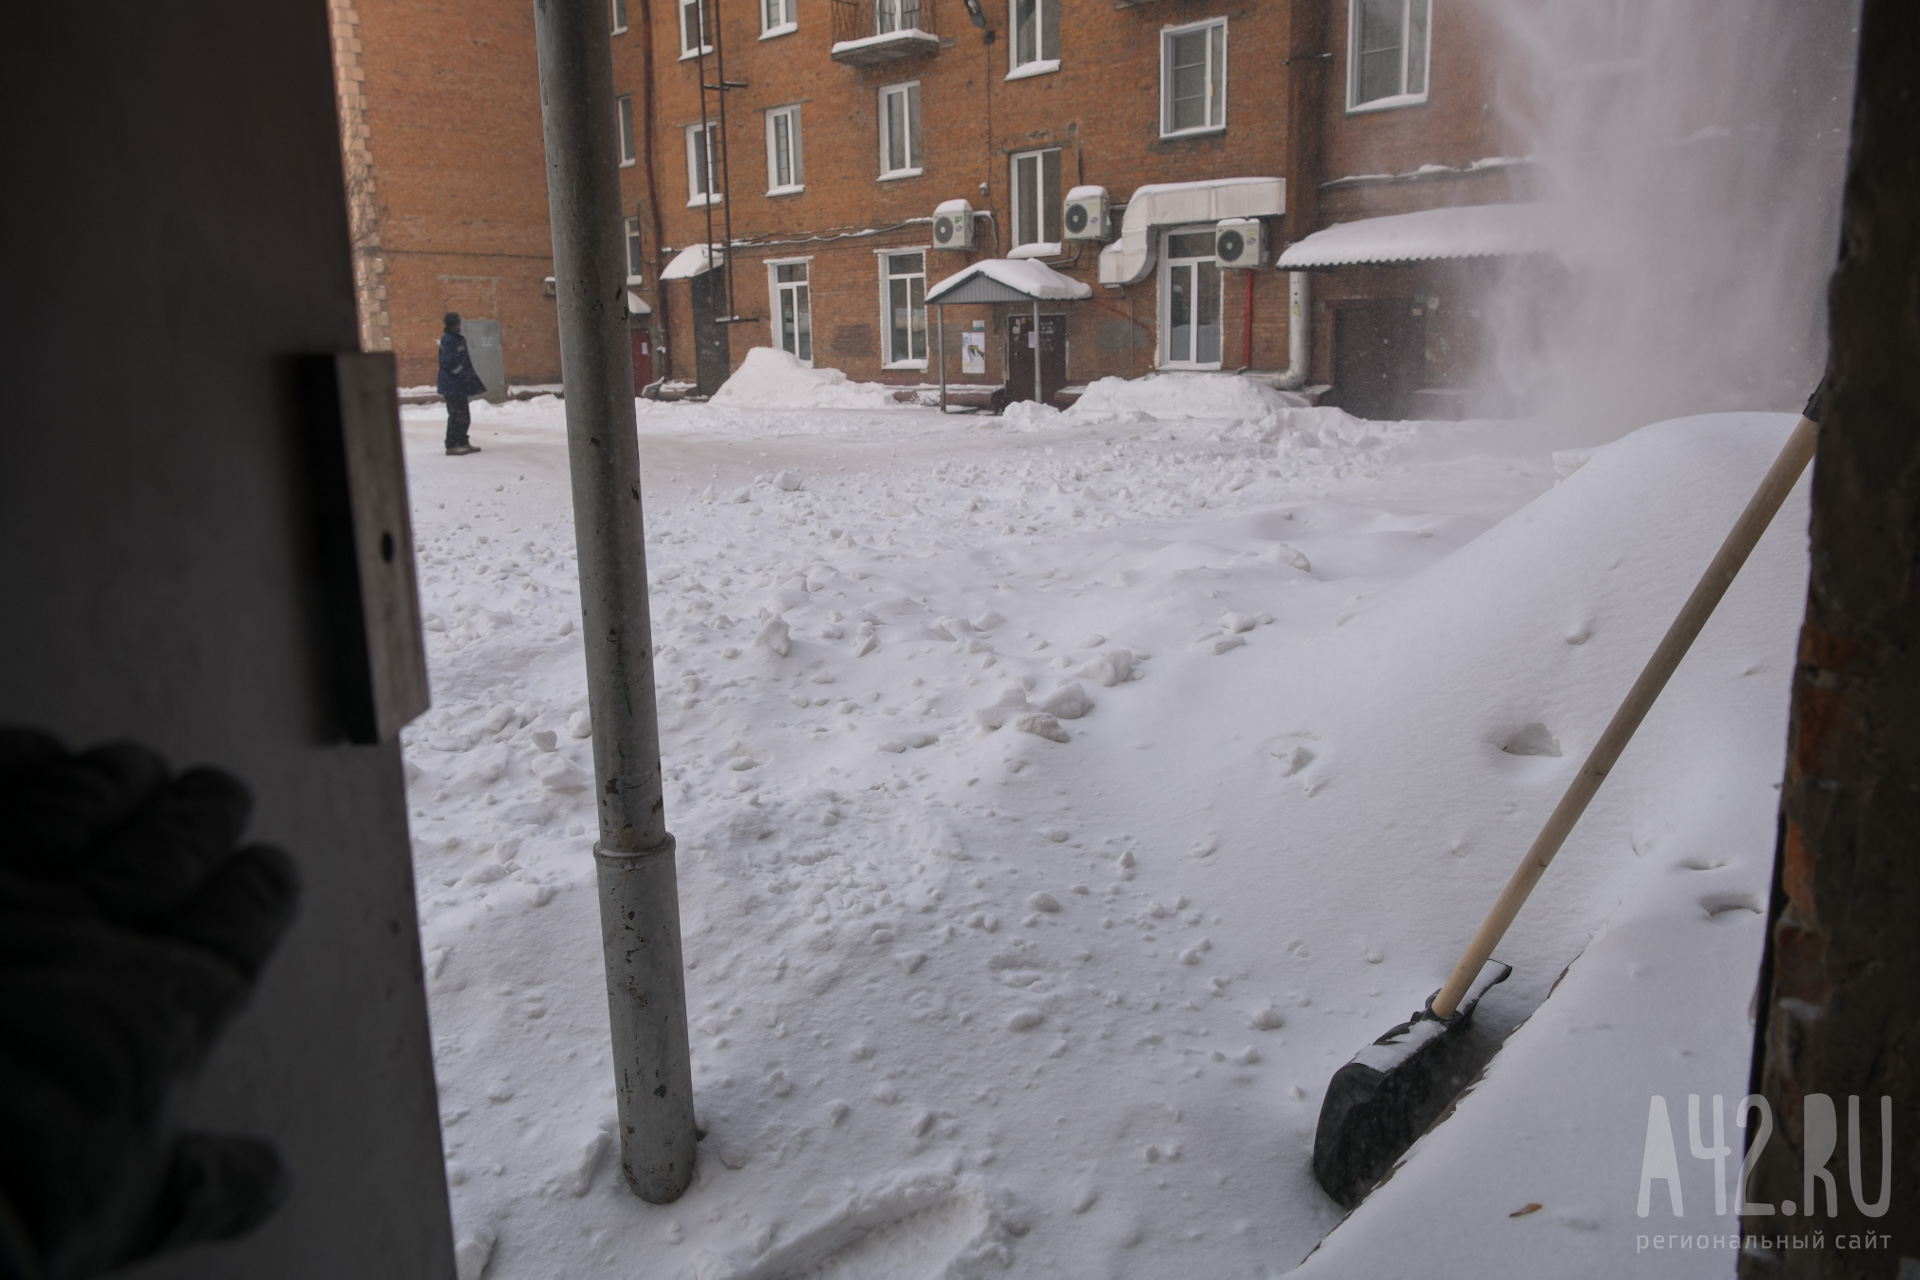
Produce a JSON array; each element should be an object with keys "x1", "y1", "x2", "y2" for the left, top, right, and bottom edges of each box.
[
  {"x1": 925, "y1": 258, "x2": 1093, "y2": 305},
  {"x1": 660, "y1": 243, "x2": 723, "y2": 280},
  {"x1": 1275, "y1": 202, "x2": 1559, "y2": 269}
]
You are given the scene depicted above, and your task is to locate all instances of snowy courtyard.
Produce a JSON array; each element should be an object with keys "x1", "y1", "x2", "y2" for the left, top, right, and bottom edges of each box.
[{"x1": 398, "y1": 375, "x2": 1810, "y2": 1278}]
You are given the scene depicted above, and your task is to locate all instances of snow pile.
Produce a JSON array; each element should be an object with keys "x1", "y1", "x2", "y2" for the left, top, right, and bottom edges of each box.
[
  {"x1": 1067, "y1": 372, "x2": 1309, "y2": 422},
  {"x1": 710, "y1": 347, "x2": 904, "y2": 411},
  {"x1": 394, "y1": 392, "x2": 1805, "y2": 1279},
  {"x1": 996, "y1": 399, "x2": 1061, "y2": 430}
]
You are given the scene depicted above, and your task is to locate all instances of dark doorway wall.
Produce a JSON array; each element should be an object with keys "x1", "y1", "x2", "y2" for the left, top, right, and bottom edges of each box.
[
  {"x1": 1333, "y1": 301, "x2": 1427, "y2": 421},
  {"x1": 2, "y1": 3, "x2": 454, "y2": 1276},
  {"x1": 692, "y1": 269, "x2": 732, "y2": 396}
]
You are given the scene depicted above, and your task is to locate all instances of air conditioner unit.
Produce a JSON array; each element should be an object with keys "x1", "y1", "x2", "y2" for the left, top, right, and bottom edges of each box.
[
  {"x1": 932, "y1": 200, "x2": 975, "y2": 251},
  {"x1": 1063, "y1": 185, "x2": 1112, "y2": 242},
  {"x1": 1214, "y1": 217, "x2": 1263, "y2": 268}
]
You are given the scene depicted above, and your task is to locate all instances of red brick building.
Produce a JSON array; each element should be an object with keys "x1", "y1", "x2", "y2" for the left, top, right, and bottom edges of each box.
[
  {"x1": 331, "y1": 0, "x2": 563, "y2": 391},
  {"x1": 336, "y1": 0, "x2": 1569, "y2": 415}
]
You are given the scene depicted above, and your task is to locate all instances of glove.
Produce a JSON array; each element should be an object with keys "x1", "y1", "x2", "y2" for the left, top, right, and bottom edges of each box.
[{"x1": 0, "y1": 729, "x2": 300, "y2": 1280}]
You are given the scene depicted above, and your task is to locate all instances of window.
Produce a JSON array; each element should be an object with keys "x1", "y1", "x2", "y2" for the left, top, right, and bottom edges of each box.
[
  {"x1": 878, "y1": 83, "x2": 923, "y2": 179},
  {"x1": 618, "y1": 95, "x2": 636, "y2": 166},
  {"x1": 1009, "y1": 0, "x2": 1059, "y2": 76},
  {"x1": 1161, "y1": 229, "x2": 1222, "y2": 368},
  {"x1": 765, "y1": 105, "x2": 803, "y2": 194},
  {"x1": 685, "y1": 122, "x2": 720, "y2": 205},
  {"x1": 1348, "y1": 0, "x2": 1430, "y2": 110},
  {"x1": 881, "y1": 251, "x2": 928, "y2": 366},
  {"x1": 679, "y1": 0, "x2": 711, "y2": 55},
  {"x1": 762, "y1": 0, "x2": 797, "y2": 36},
  {"x1": 612, "y1": 0, "x2": 628, "y2": 34},
  {"x1": 768, "y1": 261, "x2": 813, "y2": 363},
  {"x1": 1161, "y1": 19, "x2": 1226, "y2": 137},
  {"x1": 1009, "y1": 148, "x2": 1061, "y2": 252},
  {"x1": 875, "y1": 0, "x2": 923, "y2": 35},
  {"x1": 625, "y1": 216, "x2": 644, "y2": 280}
]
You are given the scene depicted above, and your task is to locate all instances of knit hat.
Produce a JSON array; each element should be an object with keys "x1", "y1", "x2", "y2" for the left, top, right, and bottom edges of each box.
[{"x1": 443, "y1": 312, "x2": 462, "y2": 329}]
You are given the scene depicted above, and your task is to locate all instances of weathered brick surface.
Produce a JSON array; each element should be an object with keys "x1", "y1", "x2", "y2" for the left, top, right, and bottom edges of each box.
[
  {"x1": 620, "y1": 0, "x2": 1311, "y2": 390},
  {"x1": 349, "y1": 0, "x2": 562, "y2": 387}
]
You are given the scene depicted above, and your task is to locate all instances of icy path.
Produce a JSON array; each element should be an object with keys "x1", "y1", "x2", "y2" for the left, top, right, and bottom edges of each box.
[{"x1": 398, "y1": 394, "x2": 1804, "y2": 1278}]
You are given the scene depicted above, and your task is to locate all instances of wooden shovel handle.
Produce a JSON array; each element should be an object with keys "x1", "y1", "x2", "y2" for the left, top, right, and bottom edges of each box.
[{"x1": 1431, "y1": 416, "x2": 1819, "y2": 1019}]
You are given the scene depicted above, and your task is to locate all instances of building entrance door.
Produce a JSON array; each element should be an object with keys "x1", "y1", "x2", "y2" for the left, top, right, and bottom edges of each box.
[
  {"x1": 691, "y1": 268, "x2": 731, "y2": 396},
  {"x1": 1333, "y1": 301, "x2": 1427, "y2": 420},
  {"x1": 630, "y1": 326, "x2": 653, "y2": 394},
  {"x1": 1006, "y1": 313, "x2": 1067, "y2": 405}
]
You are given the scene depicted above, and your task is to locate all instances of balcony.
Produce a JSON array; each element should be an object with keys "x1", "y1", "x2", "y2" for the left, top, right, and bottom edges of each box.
[{"x1": 830, "y1": 0, "x2": 939, "y2": 65}]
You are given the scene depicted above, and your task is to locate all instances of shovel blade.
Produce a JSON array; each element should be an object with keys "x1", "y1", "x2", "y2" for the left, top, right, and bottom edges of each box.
[{"x1": 1311, "y1": 960, "x2": 1511, "y2": 1207}]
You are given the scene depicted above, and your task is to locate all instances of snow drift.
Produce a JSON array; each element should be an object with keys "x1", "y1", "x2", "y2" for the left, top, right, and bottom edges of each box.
[{"x1": 710, "y1": 347, "x2": 906, "y2": 411}]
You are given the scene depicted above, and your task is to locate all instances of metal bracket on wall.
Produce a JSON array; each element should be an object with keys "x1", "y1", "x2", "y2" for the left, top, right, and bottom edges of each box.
[{"x1": 299, "y1": 352, "x2": 431, "y2": 744}]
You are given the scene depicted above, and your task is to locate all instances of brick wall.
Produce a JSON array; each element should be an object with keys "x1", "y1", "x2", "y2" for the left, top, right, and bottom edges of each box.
[
  {"x1": 348, "y1": 0, "x2": 563, "y2": 388},
  {"x1": 617, "y1": 0, "x2": 1312, "y2": 393}
]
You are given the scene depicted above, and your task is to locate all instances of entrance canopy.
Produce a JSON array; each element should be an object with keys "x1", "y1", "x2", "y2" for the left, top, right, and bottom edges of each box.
[
  {"x1": 1276, "y1": 202, "x2": 1559, "y2": 269},
  {"x1": 924, "y1": 259, "x2": 1089, "y2": 413},
  {"x1": 660, "y1": 243, "x2": 724, "y2": 280},
  {"x1": 926, "y1": 258, "x2": 1092, "y2": 305}
]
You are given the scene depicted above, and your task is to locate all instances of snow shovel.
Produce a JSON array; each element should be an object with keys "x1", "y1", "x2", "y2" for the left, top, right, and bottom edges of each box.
[{"x1": 1310, "y1": 398, "x2": 1823, "y2": 1209}]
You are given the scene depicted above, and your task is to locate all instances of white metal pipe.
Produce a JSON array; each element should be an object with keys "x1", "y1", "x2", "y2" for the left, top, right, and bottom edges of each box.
[
  {"x1": 533, "y1": 0, "x2": 696, "y2": 1204},
  {"x1": 1280, "y1": 270, "x2": 1311, "y2": 389}
]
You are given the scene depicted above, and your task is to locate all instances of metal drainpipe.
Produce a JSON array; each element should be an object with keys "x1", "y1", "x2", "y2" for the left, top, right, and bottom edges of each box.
[
  {"x1": 1280, "y1": 271, "x2": 1311, "y2": 389},
  {"x1": 532, "y1": 0, "x2": 697, "y2": 1204}
]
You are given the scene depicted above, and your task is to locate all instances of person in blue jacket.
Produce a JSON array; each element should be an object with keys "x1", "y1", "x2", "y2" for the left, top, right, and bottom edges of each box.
[{"x1": 437, "y1": 312, "x2": 487, "y2": 455}]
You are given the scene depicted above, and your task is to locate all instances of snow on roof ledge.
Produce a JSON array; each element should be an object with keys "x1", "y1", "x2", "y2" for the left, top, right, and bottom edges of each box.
[
  {"x1": 1276, "y1": 202, "x2": 1559, "y2": 269},
  {"x1": 661, "y1": 243, "x2": 723, "y2": 280},
  {"x1": 926, "y1": 258, "x2": 1093, "y2": 304}
]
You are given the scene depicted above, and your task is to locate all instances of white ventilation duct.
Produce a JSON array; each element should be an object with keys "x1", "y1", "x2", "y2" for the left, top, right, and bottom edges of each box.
[{"x1": 1097, "y1": 177, "x2": 1285, "y2": 287}]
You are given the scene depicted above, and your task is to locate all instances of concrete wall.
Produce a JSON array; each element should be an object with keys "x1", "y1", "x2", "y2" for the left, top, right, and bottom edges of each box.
[{"x1": 2, "y1": 4, "x2": 455, "y2": 1276}]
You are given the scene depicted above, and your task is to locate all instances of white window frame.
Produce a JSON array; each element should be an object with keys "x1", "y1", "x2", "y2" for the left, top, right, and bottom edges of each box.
[
  {"x1": 878, "y1": 82, "x2": 923, "y2": 181},
  {"x1": 679, "y1": 0, "x2": 712, "y2": 57},
  {"x1": 1008, "y1": 147, "x2": 1061, "y2": 255},
  {"x1": 765, "y1": 104, "x2": 804, "y2": 195},
  {"x1": 1346, "y1": 0, "x2": 1432, "y2": 113},
  {"x1": 1158, "y1": 225, "x2": 1224, "y2": 370},
  {"x1": 766, "y1": 257, "x2": 814, "y2": 365},
  {"x1": 761, "y1": 0, "x2": 797, "y2": 38},
  {"x1": 1159, "y1": 17, "x2": 1226, "y2": 138},
  {"x1": 1007, "y1": 0, "x2": 1060, "y2": 79},
  {"x1": 685, "y1": 121, "x2": 721, "y2": 207},
  {"x1": 625, "y1": 216, "x2": 645, "y2": 282},
  {"x1": 617, "y1": 95, "x2": 637, "y2": 166},
  {"x1": 612, "y1": 0, "x2": 628, "y2": 34},
  {"x1": 878, "y1": 248, "x2": 930, "y2": 369}
]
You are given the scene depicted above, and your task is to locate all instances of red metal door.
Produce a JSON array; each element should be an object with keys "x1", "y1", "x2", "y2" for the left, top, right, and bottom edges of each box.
[{"x1": 630, "y1": 326, "x2": 653, "y2": 394}]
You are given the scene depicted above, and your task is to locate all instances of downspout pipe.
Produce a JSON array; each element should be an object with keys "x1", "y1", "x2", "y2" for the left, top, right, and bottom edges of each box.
[
  {"x1": 636, "y1": 0, "x2": 670, "y2": 384},
  {"x1": 533, "y1": 0, "x2": 697, "y2": 1204},
  {"x1": 1279, "y1": 270, "x2": 1311, "y2": 389}
]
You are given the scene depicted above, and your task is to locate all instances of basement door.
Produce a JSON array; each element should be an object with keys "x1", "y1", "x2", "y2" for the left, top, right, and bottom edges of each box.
[
  {"x1": 1333, "y1": 300, "x2": 1427, "y2": 420},
  {"x1": 691, "y1": 267, "x2": 731, "y2": 397},
  {"x1": 1006, "y1": 313, "x2": 1067, "y2": 405}
]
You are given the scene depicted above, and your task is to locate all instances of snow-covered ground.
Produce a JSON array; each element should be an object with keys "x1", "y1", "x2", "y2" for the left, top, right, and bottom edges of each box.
[{"x1": 397, "y1": 373, "x2": 1808, "y2": 1279}]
